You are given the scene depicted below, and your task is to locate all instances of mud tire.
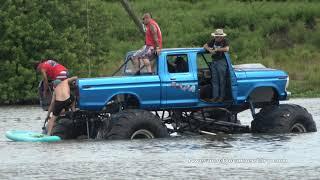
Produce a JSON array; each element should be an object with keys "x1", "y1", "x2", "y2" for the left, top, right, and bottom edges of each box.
[
  {"x1": 51, "y1": 117, "x2": 76, "y2": 139},
  {"x1": 251, "y1": 104, "x2": 316, "y2": 133},
  {"x1": 98, "y1": 109, "x2": 168, "y2": 140}
]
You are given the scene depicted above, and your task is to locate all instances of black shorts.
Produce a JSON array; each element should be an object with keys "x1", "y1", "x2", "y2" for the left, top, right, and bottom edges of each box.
[{"x1": 53, "y1": 95, "x2": 75, "y2": 116}]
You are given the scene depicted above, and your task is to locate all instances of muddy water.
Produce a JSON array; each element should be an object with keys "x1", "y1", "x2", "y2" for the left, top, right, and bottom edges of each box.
[{"x1": 0, "y1": 98, "x2": 319, "y2": 179}]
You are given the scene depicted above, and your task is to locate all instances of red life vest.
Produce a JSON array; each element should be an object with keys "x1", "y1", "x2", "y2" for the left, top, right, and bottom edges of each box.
[
  {"x1": 145, "y1": 19, "x2": 162, "y2": 49},
  {"x1": 38, "y1": 60, "x2": 67, "y2": 80}
]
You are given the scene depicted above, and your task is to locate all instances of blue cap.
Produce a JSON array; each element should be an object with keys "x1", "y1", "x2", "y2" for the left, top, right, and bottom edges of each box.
[{"x1": 53, "y1": 79, "x2": 62, "y2": 87}]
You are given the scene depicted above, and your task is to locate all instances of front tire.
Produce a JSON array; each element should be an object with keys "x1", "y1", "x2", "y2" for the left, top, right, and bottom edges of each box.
[
  {"x1": 98, "y1": 109, "x2": 168, "y2": 140},
  {"x1": 251, "y1": 104, "x2": 316, "y2": 133}
]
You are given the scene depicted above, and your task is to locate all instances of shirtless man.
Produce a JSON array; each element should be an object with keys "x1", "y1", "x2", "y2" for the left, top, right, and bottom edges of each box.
[{"x1": 46, "y1": 76, "x2": 78, "y2": 135}]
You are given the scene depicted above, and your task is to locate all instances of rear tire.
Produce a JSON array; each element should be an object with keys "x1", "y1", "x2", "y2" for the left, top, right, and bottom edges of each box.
[
  {"x1": 51, "y1": 117, "x2": 76, "y2": 139},
  {"x1": 251, "y1": 104, "x2": 316, "y2": 133},
  {"x1": 98, "y1": 109, "x2": 168, "y2": 140}
]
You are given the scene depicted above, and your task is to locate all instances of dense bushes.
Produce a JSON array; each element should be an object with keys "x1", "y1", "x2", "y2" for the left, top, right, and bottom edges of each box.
[{"x1": 0, "y1": 0, "x2": 319, "y2": 104}]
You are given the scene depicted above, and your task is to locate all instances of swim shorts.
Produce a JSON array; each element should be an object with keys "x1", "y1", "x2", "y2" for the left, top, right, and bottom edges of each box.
[{"x1": 53, "y1": 95, "x2": 75, "y2": 116}]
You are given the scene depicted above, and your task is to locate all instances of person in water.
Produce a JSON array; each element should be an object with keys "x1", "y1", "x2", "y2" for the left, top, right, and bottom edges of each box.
[{"x1": 46, "y1": 76, "x2": 77, "y2": 136}]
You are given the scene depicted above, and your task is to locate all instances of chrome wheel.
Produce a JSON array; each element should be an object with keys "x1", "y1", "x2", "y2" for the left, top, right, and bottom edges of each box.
[
  {"x1": 290, "y1": 123, "x2": 307, "y2": 133},
  {"x1": 131, "y1": 129, "x2": 154, "y2": 139}
]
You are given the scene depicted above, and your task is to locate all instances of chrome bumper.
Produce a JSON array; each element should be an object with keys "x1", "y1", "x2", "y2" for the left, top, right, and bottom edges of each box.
[{"x1": 286, "y1": 91, "x2": 291, "y2": 100}]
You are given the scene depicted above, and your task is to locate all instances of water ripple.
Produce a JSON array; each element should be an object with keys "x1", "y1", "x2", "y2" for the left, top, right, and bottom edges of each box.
[{"x1": 0, "y1": 99, "x2": 320, "y2": 179}]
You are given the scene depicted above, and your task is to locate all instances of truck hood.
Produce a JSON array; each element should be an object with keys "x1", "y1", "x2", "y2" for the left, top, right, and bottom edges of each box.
[{"x1": 234, "y1": 64, "x2": 288, "y2": 79}]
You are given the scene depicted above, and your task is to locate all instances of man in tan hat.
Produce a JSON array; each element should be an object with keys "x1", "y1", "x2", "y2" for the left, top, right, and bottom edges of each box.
[{"x1": 203, "y1": 28, "x2": 229, "y2": 102}]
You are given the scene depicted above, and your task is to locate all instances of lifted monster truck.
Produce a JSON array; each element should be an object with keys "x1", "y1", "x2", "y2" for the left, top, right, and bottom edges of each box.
[{"x1": 47, "y1": 48, "x2": 316, "y2": 140}]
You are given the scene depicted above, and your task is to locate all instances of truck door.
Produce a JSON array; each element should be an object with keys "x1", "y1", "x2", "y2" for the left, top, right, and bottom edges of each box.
[{"x1": 161, "y1": 53, "x2": 198, "y2": 107}]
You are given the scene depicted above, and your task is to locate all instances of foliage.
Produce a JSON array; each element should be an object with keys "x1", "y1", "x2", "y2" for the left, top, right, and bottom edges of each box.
[{"x1": 0, "y1": 0, "x2": 320, "y2": 104}]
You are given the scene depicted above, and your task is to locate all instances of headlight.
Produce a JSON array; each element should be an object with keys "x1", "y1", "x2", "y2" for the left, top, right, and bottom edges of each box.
[{"x1": 285, "y1": 76, "x2": 289, "y2": 90}]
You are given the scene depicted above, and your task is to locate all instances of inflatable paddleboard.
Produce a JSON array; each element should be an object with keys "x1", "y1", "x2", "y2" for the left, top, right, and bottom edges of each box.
[{"x1": 5, "y1": 130, "x2": 61, "y2": 142}]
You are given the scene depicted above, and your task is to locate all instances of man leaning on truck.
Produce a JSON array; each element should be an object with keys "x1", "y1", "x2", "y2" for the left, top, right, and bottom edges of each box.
[
  {"x1": 46, "y1": 76, "x2": 78, "y2": 136},
  {"x1": 203, "y1": 29, "x2": 230, "y2": 102}
]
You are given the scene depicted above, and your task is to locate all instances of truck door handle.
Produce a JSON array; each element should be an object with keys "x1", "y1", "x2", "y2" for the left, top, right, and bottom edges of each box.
[
  {"x1": 83, "y1": 85, "x2": 91, "y2": 89},
  {"x1": 170, "y1": 77, "x2": 176, "y2": 80}
]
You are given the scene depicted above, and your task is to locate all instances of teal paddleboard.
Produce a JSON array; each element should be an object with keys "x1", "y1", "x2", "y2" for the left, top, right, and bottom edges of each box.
[{"x1": 5, "y1": 130, "x2": 61, "y2": 142}]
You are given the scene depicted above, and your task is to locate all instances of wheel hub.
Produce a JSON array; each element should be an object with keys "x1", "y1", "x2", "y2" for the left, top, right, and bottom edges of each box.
[
  {"x1": 131, "y1": 129, "x2": 155, "y2": 139},
  {"x1": 291, "y1": 123, "x2": 307, "y2": 133}
]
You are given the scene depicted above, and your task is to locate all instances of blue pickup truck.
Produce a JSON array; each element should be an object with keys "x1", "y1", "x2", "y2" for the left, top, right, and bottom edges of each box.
[{"x1": 49, "y1": 48, "x2": 316, "y2": 139}]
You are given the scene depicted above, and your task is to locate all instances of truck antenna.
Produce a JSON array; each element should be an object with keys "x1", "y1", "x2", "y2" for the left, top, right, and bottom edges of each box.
[
  {"x1": 86, "y1": 0, "x2": 91, "y2": 77},
  {"x1": 120, "y1": 0, "x2": 145, "y2": 37}
]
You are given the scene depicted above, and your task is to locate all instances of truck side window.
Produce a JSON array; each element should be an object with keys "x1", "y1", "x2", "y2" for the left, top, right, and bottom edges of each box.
[{"x1": 167, "y1": 54, "x2": 189, "y2": 73}]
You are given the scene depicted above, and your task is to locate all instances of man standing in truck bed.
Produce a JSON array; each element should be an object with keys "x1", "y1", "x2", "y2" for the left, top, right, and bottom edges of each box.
[{"x1": 132, "y1": 13, "x2": 162, "y2": 73}]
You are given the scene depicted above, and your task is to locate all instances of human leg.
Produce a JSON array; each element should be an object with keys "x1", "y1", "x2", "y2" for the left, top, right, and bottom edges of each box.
[
  {"x1": 47, "y1": 97, "x2": 73, "y2": 135},
  {"x1": 215, "y1": 59, "x2": 228, "y2": 99},
  {"x1": 210, "y1": 62, "x2": 220, "y2": 99},
  {"x1": 137, "y1": 46, "x2": 155, "y2": 73},
  {"x1": 142, "y1": 58, "x2": 152, "y2": 73},
  {"x1": 132, "y1": 46, "x2": 148, "y2": 73},
  {"x1": 47, "y1": 115, "x2": 57, "y2": 135},
  {"x1": 132, "y1": 57, "x2": 141, "y2": 73}
]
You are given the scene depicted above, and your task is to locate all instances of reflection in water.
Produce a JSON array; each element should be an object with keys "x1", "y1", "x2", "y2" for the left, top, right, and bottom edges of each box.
[{"x1": 0, "y1": 99, "x2": 319, "y2": 179}]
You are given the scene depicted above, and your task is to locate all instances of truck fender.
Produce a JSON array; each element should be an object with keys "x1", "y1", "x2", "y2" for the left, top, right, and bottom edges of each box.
[
  {"x1": 247, "y1": 86, "x2": 279, "y2": 103},
  {"x1": 104, "y1": 92, "x2": 141, "y2": 110}
]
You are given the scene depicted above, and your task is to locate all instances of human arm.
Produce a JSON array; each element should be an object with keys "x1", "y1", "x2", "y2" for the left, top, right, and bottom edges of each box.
[
  {"x1": 68, "y1": 76, "x2": 78, "y2": 84},
  {"x1": 203, "y1": 43, "x2": 215, "y2": 54},
  {"x1": 68, "y1": 76, "x2": 78, "y2": 112},
  {"x1": 214, "y1": 45, "x2": 229, "y2": 52},
  {"x1": 46, "y1": 92, "x2": 55, "y2": 119},
  {"x1": 71, "y1": 100, "x2": 76, "y2": 112},
  {"x1": 40, "y1": 68, "x2": 49, "y2": 97},
  {"x1": 150, "y1": 24, "x2": 161, "y2": 55}
]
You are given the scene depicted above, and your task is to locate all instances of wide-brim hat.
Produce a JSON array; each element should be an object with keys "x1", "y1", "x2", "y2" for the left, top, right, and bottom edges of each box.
[{"x1": 211, "y1": 29, "x2": 227, "y2": 37}]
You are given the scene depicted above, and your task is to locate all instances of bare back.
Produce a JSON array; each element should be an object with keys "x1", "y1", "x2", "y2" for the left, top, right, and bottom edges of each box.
[
  {"x1": 54, "y1": 76, "x2": 77, "y2": 101},
  {"x1": 54, "y1": 80, "x2": 71, "y2": 101}
]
